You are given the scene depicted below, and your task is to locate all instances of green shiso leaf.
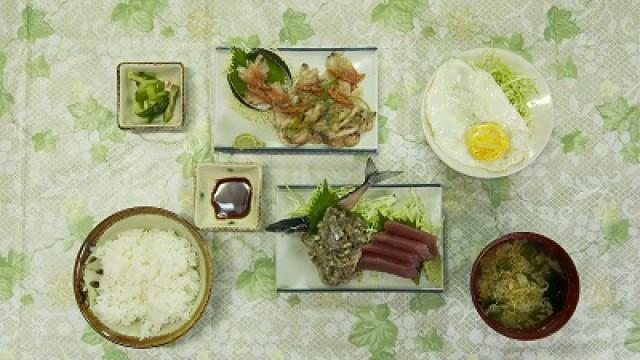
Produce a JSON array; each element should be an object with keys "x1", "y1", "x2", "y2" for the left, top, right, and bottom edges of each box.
[
  {"x1": 305, "y1": 180, "x2": 341, "y2": 234},
  {"x1": 289, "y1": 182, "x2": 433, "y2": 235}
]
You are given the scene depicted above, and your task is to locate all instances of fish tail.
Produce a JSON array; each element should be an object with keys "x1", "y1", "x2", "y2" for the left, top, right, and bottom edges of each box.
[{"x1": 364, "y1": 157, "x2": 402, "y2": 185}]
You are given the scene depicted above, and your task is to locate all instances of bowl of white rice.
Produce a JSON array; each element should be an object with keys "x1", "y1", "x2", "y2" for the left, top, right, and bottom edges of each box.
[{"x1": 73, "y1": 206, "x2": 214, "y2": 348}]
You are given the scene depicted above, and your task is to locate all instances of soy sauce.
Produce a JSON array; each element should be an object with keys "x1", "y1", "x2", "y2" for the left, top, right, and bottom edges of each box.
[{"x1": 211, "y1": 177, "x2": 252, "y2": 219}]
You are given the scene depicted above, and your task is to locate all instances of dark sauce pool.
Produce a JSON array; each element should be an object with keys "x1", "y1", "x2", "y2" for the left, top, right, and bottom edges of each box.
[{"x1": 211, "y1": 177, "x2": 252, "y2": 219}]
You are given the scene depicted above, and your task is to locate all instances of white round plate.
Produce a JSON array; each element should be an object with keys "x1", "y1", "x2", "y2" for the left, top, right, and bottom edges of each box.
[{"x1": 421, "y1": 48, "x2": 553, "y2": 179}]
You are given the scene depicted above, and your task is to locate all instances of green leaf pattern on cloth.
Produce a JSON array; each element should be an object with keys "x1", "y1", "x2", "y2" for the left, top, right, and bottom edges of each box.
[
  {"x1": 622, "y1": 143, "x2": 640, "y2": 164},
  {"x1": 279, "y1": 9, "x2": 314, "y2": 45},
  {"x1": 482, "y1": 178, "x2": 512, "y2": 207},
  {"x1": 20, "y1": 294, "x2": 34, "y2": 305},
  {"x1": 593, "y1": 201, "x2": 630, "y2": 252},
  {"x1": 235, "y1": 255, "x2": 278, "y2": 301},
  {"x1": 384, "y1": 92, "x2": 405, "y2": 111},
  {"x1": 286, "y1": 295, "x2": 301, "y2": 306},
  {"x1": 160, "y1": 26, "x2": 175, "y2": 37},
  {"x1": 62, "y1": 200, "x2": 95, "y2": 251},
  {"x1": 32, "y1": 130, "x2": 59, "y2": 152},
  {"x1": 544, "y1": 5, "x2": 580, "y2": 44},
  {"x1": 484, "y1": 33, "x2": 533, "y2": 61},
  {"x1": 625, "y1": 312, "x2": 640, "y2": 352},
  {"x1": 227, "y1": 34, "x2": 261, "y2": 48},
  {"x1": 409, "y1": 294, "x2": 445, "y2": 315},
  {"x1": 596, "y1": 95, "x2": 640, "y2": 162},
  {"x1": 371, "y1": 0, "x2": 424, "y2": 33},
  {"x1": 598, "y1": 97, "x2": 640, "y2": 140},
  {"x1": 81, "y1": 327, "x2": 106, "y2": 346},
  {"x1": 416, "y1": 329, "x2": 444, "y2": 352},
  {"x1": 111, "y1": 0, "x2": 168, "y2": 33},
  {"x1": 349, "y1": 304, "x2": 398, "y2": 356},
  {"x1": 176, "y1": 124, "x2": 213, "y2": 178},
  {"x1": 0, "y1": 52, "x2": 13, "y2": 118},
  {"x1": 67, "y1": 97, "x2": 124, "y2": 161},
  {"x1": 561, "y1": 130, "x2": 588, "y2": 154},
  {"x1": 26, "y1": 56, "x2": 51, "y2": 78},
  {"x1": 81, "y1": 327, "x2": 129, "y2": 359},
  {"x1": 553, "y1": 56, "x2": 578, "y2": 79},
  {"x1": 102, "y1": 343, "x2": 129, "y2": 360},
  {"x1": 370, "y1": 350, "x2": 395, "y2": 360},
  {"x1": 90, "y1": 143, "x2": 110, "y2": 163},
  {"x1": 0, "y1": 249, "x2": 30, "y2": 301},
  {"x1": 378, "y1": 115, "x2": 389, "y2": 144},
  {"x1": 68, "y1": 98, "x2": 123, "y2": 143},
  {"x1": 17, "y1": 6, "x2": 54, "y2": 43},
  {"x1": 421, "y1": 26, "x2": 436, "y2": 38}
]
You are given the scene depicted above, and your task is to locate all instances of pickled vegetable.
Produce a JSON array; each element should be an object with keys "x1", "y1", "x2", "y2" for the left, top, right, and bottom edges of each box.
[{"x1": 128, "y1": 71, "x2": 180, "y2": 123}]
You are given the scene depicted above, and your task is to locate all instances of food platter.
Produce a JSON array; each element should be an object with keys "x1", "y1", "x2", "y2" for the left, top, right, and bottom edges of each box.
[
  {"x1": 421, "y1": 48, "x2": 553, "y2": 178},
  {"x1": 274, "y1": 184, "x2": 444, "y2": 292},
  {"x1": 213, "y1": 47, "x2": 379, "y2": 153}
]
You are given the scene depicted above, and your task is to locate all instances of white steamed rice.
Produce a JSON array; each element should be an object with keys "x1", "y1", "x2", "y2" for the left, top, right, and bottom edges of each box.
[{"x1": 91, "y1": 228, "x2": 200, "y2": 338}]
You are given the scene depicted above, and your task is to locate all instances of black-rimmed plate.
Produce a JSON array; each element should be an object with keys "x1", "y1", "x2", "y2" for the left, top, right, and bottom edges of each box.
[
  {"x1": 274, "y1": 184, "x2": 444, "y2": 292},
  {"x1": 213, "y1": 47, "x2": 378, "y2": 154}
]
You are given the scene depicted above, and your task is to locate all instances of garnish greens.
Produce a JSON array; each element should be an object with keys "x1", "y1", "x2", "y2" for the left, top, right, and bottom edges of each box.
[
  {"x1": 475, "y1": 54, "x2": 538, "y2": 123},
  {"x1": 288, "y1": 181, "x2": 433, "y2": 235},
  {"x1": 289, "y1": 180, "x2": 342, "y2": 234},
  {"x1": 228, "y1": 47, "x2": 289, "y2": 97},
  {"x1": 128, "y1": 71, "x2": 179, "y2": 123}
]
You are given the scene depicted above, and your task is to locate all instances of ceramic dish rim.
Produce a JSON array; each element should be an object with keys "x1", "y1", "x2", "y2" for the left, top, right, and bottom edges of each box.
[
  {"x1": 116, "y1": 61, "x2": 186, "y2": 130},
  {"x1": 469, "y1": 231, "x2": 580, "y2": 341},
  {"x1": 420, "y1": 47, "x2": 554, "y2": 179},
  {"x1": 193, "y1": 162, "x2": 263, "y2": 231},
  {"x1": 72, "y1": 206, "x2": 214, "y2": 348}
]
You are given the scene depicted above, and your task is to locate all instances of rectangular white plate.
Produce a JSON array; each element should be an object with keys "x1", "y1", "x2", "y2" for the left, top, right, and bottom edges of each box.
[
  {"x1": 275, "y1": 184, "x2": 444, "y2": 292},
  {"x1": 213, "y1": 47, "x2": 378, "y2": 153}
]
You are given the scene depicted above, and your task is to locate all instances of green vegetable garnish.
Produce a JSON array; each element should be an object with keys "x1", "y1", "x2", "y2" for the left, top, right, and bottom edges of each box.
[
  {"x1": 127, "y1": 71, "x2": 156, "y2": 83},
  {"x1": 475, "y1": 54, "x2": 538, "y2": 123},
  {"x1": 229, "y1": 48, "x2": 250, "y2": 95},
  {"x1": 233, "y1": 133, "x2": 266, "y2": 149},
  {"x1": 163, "y1": 85, "x2": 179, "y2": 122},
  {"x1": 288, "y1": 182, "x2": 434, "y2": 235},
  {"x1": 136, "y1": 92, "x2": 169, "y2": 119},
  {"x1": 303, "y1": 180, "x2": 341, "y2": 234},
  {"x1": 128, "y1": 71, "x2": 179, "y2": 122}
]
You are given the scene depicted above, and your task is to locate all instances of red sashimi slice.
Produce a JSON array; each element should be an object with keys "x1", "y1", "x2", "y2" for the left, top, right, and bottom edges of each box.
[
  {"x1": 372, "y1": 233, "x2": 432, "y2": 261},
  {"x1": 358, "y1": 255, "x2": 419, "y2": 279},
  {"x1": 361, "y1": 243, "x2": 420, "y2": 266},
  {"x1": 384, "y1": 221, "x2": 439, "y2": 257}
]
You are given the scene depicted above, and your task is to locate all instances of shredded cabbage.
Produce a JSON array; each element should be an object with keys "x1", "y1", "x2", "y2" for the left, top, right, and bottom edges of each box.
[
  {"x1": 288, "y1": 184, "x2": 432, "y2": 234},
  {"x1": 474, "y1": 54, "x2": 538, "y2": 124}
]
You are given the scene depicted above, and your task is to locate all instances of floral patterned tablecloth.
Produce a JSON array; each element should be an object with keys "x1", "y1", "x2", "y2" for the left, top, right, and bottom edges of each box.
[{"x1": 1, "y1": 0, "x2": 639, "y2": 359}]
